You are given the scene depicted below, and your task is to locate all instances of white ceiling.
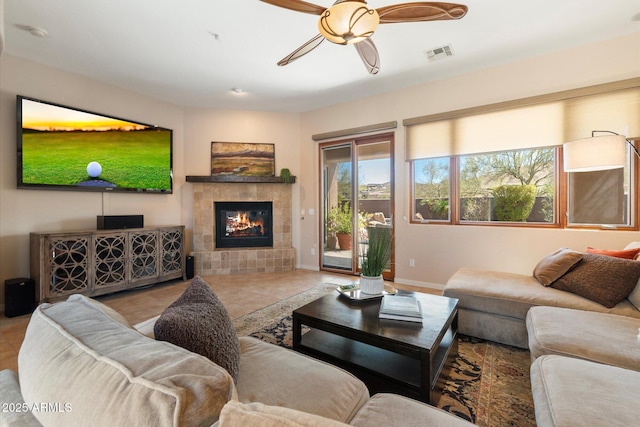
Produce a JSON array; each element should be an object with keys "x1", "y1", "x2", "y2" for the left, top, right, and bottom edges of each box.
[{"x1": 3, "y1": 0, "x2": 639, "y2": 112}]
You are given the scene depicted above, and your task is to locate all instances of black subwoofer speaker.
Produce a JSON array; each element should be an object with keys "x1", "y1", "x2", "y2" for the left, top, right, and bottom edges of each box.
[
  {"x1": 5, "y1": 278, "x2": 36, "y2": 318},
  {"x1": 185, "y1": 255, "x2": 195, "y2": 280},
  {"x1": 97, "y1": 215, "x2": 144, "y2": 230}
]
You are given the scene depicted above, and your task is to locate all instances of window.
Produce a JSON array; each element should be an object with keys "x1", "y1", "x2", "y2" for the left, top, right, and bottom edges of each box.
[
  {"x1": 405, "y1": 81, "x2": 639, "y2": 229},
  {"x1": 412, "y1": 148, "x2": 556, "y2": 225},
  {"x1": 410, "y1": 144, "x2": 638, "y2": 228},
  {"x1": 412, "y1": 157, "x2": 450, "y2": 221},
  {"x1": 459, "y1": 148, "x2": 555, "y2": 223},
  {"x1": 567, "y1": 146, "x2": 635, "y2": 227}
]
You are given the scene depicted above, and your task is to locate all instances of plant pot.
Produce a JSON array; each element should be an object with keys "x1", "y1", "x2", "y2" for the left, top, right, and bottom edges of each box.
[
  {"x1": 359, "y1": 274, "x2": 384, "y2": 294},
  {"x1": 336, "y1": 233, "x2": 352, "y2": 250}
]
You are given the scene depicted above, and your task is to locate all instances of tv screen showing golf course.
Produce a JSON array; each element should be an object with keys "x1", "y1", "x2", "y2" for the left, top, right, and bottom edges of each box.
[{"x1": 17, "y1": 96, "x2": 173, "y2": 193}]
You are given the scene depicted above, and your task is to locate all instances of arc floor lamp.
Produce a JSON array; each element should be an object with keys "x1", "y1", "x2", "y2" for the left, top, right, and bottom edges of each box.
[{"x1": 563, "y1": 131, "x2": 640, "y2": 172}]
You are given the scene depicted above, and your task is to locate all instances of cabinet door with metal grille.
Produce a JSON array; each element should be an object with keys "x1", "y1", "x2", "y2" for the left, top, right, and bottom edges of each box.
[
  {"x1": 94, "y1": 232, "x2": 127, "y2": 289},
  {"x1": 160, "y1": 227, "x2": 184, "y2": 278},
  {"x1": 129, "y1": 230, "x2": 159, "y2": 284},
  {"x1": 46, "y1": 235, "x2": 91, "y2": 300}
]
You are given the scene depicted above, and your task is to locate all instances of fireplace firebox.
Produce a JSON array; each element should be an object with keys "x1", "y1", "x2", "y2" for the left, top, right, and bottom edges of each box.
[{"x1": 215, "y1": 202, "x2": 273, "y2": 248}]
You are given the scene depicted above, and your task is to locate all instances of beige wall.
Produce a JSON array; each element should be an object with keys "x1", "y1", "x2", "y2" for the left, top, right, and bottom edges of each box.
[
  {"x1": 1, "y1": 32, "x2": 639, "y2": 310},
  {"x1": 298, "y1": 32, "x2": 640, "y2": 288},
  {"x1": 182, "y1": 108, "x2": 301, "y2": 257},
  {"x1": 0, "y1": 55, "x2": 303, "y2": 309},
  {"x1": 0, "y1": 55, "x2": 187, "y2": 308}
]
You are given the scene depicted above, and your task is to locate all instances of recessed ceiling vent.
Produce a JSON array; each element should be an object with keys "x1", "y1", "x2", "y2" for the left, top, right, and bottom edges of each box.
[{"x1": 425, "y1": 44, "x2": 454, "y2": 63}]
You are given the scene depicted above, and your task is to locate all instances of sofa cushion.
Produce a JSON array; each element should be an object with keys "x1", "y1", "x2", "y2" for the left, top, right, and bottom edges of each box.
[
  {"x1": 154, "y1": 276, "x2": 241, "y2": 382},
  {"x1": 218, "y1": 400, "x2": 350, "y2": 427},
  {"x1": 532, "y1": 248, "x2": 583, "y2": 286},
  {"x1": 530, "y1": 355, "x2": 640, "y2": 427},
  {"x1": 134, "y1": 314, "x2": 160, "y2": 338},
  {"x1": 85, "y1": 297, "x2": 133, "y2": 327},
  {"x1": 624, "y1": 242, "x2": 640, "y2": 310},
  {"x1": 0, "y1": 369, "x2": 42, "y2": 427},
  {"x1": 236, "y1": 336, "x2": 369, "y2": 423},
  {"x1": 349, "y1": 393, "x2": 475, "y2": 427},
  {"x1": 624, "y1": 241, "x2": 640, "y2": 258},
  {"x1": 628, "y1": 277, "x2": 640, "y2": 310},
  {"x1": 444, "y1": 268, "x2": 640, "y2": 321},
  {"x1": 526, "y1": 306, "x2": 640, "y2": 371},
  {"x1": 18, "y1": 294, "x2": 236, "y2": 427},
  {"x1": 551, "y1": 253, "x2": 640, "y2": 308}
]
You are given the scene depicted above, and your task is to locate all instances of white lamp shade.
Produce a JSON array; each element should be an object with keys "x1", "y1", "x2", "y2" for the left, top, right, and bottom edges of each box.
[
  {"x1": 318, "y1": 1, "x2": 379, "y2": 45},
  {"x1": 563, "y1": 134, "x2": 627, "y2": 172}
]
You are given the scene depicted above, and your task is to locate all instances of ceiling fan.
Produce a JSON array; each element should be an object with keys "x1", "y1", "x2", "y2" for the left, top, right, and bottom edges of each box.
[{"x1": 260, "y1": 0, "x2": 468, "y2": 74}]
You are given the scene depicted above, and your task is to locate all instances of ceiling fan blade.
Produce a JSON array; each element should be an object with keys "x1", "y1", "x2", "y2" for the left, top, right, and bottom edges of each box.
[
  {"x1": 354, "y1": 38, "x2": 380, "y2": 75},
  {"x1": 260, "y1": 0, "x2": 326, "y2": 15},
  {"x1": 277, "y1": 34, "x2": 325, "y2": 66},
  {"x1": 377, "y1": 2, "x2": 468, "y2": 23}
]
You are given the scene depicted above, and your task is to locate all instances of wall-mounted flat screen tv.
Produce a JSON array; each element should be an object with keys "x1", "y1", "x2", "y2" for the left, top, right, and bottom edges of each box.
[{"x1": 17, "y1": 95, "x2": 173, "y2": 193}]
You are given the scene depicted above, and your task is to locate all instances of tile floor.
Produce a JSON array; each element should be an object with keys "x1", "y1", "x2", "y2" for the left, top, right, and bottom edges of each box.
[{"x1": 0, "y1": 269, "x2": 438, "y2": 372}]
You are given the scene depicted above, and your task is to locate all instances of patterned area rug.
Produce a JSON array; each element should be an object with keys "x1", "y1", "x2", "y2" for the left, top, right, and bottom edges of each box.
[{"x1": 233, "y1": 283, "x2": 536, "y2": 427}]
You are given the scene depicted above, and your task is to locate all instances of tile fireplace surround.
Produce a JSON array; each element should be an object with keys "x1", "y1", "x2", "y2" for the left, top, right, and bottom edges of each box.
[{"x1": 191, "y1": 182, "x2": 295, "y2": 275}]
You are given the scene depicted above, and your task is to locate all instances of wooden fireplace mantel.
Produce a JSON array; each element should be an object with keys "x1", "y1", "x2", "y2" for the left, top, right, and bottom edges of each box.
[{"x1": 186, "y1": 175, "x2": 296, "y2": 184}]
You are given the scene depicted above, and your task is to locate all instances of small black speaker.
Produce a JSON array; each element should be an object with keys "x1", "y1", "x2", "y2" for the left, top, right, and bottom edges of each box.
[
  {"x1": 5, "y1": 278, "x2": 36, "y2": 318},
  {"x1": 97, "y1": 215, "x2": 144, "y2": 230},
  {"x1": 185, "y1": 255, "x2": 195, "y2": 280}
]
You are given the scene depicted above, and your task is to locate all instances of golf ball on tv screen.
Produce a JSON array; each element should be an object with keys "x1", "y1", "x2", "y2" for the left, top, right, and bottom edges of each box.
[{"x1": 87, "y1": 161, "x2": 102, "y2": 178}]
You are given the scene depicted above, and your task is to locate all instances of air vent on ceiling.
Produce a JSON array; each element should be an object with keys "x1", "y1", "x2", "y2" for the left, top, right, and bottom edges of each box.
[{"x1": 425, "y1": 44, "x2": 454, "y2": 63}]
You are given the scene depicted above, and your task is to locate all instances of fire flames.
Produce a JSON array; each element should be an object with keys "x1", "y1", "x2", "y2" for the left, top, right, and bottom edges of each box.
[{"x1": 226, "y1": 211, "x2": 264, "y2": 237}]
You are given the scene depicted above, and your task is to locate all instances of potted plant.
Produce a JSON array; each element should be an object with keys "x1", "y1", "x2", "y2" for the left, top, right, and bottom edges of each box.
[
  {"x1": 279, "y1": 168, "x2": 292, "y2": 183},
  {"x1": 327, "y1": 204, "x2": 353, "y2": 250},
  {"x1": 359, "y1": 226, "x2": 392, "y2": 294}
]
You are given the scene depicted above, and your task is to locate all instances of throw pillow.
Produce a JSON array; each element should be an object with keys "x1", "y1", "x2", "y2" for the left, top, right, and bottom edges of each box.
[
  {"x1": 550, "y1": 253, "x2": 640, "y2": 308},
  {"x1": 154, "y1": 276, "x2": 240, "y2": 382},
  {"x1": 533, "y1": 248, "x2": 584, "y2": 286},
  {"x1": 586, "y1": 247, "x2": 640, "y2": 260}
]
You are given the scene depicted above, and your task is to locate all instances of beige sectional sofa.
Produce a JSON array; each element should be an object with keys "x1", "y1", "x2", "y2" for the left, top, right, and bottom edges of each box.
[
  {"x1": 530, "y1": 355, "x2": 640, "y2": 427},
  {"x1": 443, "y1": 242, "x2": 640, "y2": 348},
  {"x1": 0, "y1": 294, "x2": 473, "y2": 427},
  {"x1": 443, "y1": 242, "x2": 640, "y2": 426},
  {"x1": 526, "y1": 306, "x2": 640, "y2": 426}
]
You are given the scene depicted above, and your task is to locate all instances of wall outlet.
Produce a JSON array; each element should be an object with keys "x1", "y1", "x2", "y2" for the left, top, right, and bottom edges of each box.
[
  {"x1": 409, "y1": 258, "x2": 415, "y2": 267},
  {"x1": 311, "y1": 248, "x2": 316, "y2": 255}
]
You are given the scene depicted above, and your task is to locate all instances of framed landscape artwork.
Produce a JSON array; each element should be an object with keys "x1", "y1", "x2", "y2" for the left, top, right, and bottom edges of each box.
[{"x1": 211, "y1": 142, "x2": 275, "y2": 177}]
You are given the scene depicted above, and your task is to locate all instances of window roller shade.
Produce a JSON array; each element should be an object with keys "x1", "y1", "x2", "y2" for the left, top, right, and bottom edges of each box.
[{"x1": 406, "y1": 85, "x2": 640, "y2": 161}]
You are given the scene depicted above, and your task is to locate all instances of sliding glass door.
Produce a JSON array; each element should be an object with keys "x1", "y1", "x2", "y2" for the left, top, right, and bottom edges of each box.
[
  {"x1": 320, "y1": 133, "x2": 394, "y2": 280},
  {"x1": 321, "y1": 143, "x2": 353, "y2": 271},
  {"x1": 356, "y1": 139, "x2": 393, "y2": 280}
]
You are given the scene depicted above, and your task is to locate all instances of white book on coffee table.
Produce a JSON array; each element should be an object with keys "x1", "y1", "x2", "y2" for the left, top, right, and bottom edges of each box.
[{"x1": 379, "y1": 295, "x2": 422, "y2": 321}]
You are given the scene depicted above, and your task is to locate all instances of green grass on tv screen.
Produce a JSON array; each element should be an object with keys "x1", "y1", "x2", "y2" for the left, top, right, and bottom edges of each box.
[{"x1": 22, "y1": 130, "x2": 172, "y2": 190}]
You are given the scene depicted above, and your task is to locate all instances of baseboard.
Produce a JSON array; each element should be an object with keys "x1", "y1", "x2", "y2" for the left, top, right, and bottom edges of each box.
[
  {"x1": 297, "y1": 264, "x2": 320, "y2": 271},
  {"x1": 394, "y1": 277, "x2": 445, "y2": 291}
]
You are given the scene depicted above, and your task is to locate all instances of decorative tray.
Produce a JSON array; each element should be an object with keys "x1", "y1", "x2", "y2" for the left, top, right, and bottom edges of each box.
[{"x1": 336, "y1": 283, "x2": 397, "y2": 301}]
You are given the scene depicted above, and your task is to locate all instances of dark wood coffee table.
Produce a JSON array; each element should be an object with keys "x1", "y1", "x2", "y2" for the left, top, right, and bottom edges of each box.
[{"x1": 292, "y1": 291, "x2": 458, "y2": 405}]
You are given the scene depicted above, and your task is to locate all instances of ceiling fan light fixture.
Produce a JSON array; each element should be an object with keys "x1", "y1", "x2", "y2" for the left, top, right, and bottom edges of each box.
[{"x1": 318, "y1": 1, "x2": 379, "y2": 45}]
